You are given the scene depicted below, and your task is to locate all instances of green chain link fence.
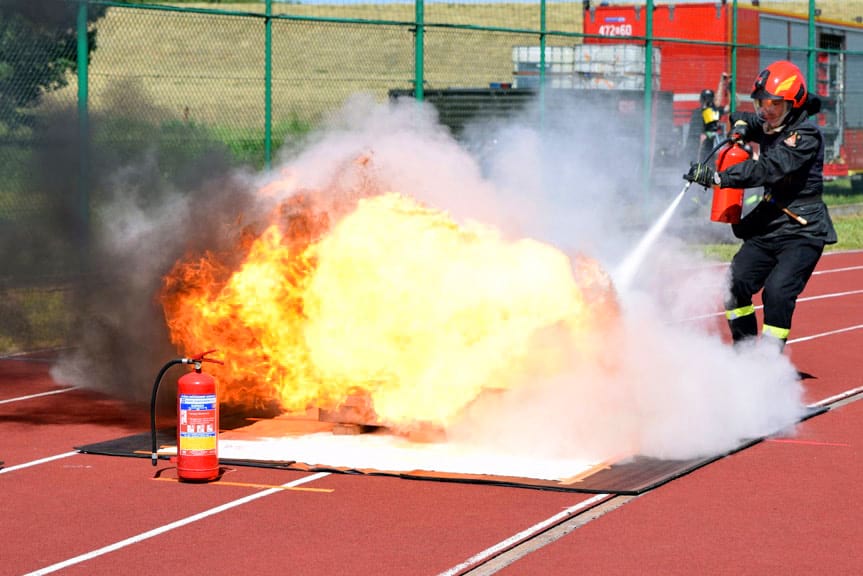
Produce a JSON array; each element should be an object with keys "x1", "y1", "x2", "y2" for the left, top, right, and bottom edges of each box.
[{"x1": 2, "y1": 0, "x2": 862, "y2": 356}]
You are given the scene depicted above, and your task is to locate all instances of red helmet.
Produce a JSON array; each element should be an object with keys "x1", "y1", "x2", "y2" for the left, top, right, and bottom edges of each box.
[{"x1": 751, "y1": 61, "x2": 808, "y2": 109}]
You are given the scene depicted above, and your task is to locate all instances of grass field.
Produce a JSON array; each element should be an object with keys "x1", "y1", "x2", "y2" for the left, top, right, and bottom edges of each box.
[
  {"x1": 38, "y1": 1, "x2": 863, "y2": 133},
  {"x1": 41, "y1": 3, "x2": 581, "y2": 128},
  {"x1": 34, "y1": 1, "x2": 863, "y2": 260},
  {"x1": 696, "y1": 181, "x2": 863, "y2": 262},
  {"x1": 697, "y1": 212, "x2": 863, "y2": 262},
  {"x1": 72, "y1": 0, "x2": 863, "y2": 126}
]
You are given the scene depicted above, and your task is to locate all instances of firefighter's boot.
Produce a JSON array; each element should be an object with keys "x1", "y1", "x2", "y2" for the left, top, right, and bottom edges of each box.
[
  {"x1": 728, "y1": 314, "x2": 757, "y2": 346},
  {"x1": 761, "y1": 324, "x2": 789, "y2": 353}
]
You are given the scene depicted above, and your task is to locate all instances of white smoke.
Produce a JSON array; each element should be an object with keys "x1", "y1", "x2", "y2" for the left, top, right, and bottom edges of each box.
[
  {"x1": 58, "y1": 90, "x2": 805, "y2": 464},
  {"x1": 449, "y1": 295, "x2": 804, "y2": 462},
  {"x1": 267, "y1": 93, "x2": 805, "y2": 462}
]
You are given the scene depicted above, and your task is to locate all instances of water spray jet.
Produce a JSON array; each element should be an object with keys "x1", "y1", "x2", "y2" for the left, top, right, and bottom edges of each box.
[
  {"x1": 613, "y1": 181, "x2": 690, "y2": 292},
  {"x1": 613, "y1": 138, "x2": 741, "y2": 292}
]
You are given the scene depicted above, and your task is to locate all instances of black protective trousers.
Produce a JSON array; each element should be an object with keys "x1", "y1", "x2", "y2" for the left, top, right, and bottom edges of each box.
[{"x1": 725, "y1": 235, "x2": 825, "y2": 341}]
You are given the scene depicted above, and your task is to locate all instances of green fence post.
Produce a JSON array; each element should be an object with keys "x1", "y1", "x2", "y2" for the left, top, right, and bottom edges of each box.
[
  {"x1": 539, "y1": 0, "x2": 546, "y2": 128},
  {"x1": 414, "y1": 0, "x2": 424, "y2": 101},
  {"x1": 643, "y1": 0, "x2": 654, "y2": 195},
  {"x1": 265, "y1": 0, "x2": 273, "y2": 170},
  {"x1": 730, "y1": 0, "x2": 738, "y2": 113},
  {"x1": 807, "y1": 0, "x2": 816, "y2": 94},
  {"x1": 77, "y1": 0, "x2": 90, "y2": 273}
]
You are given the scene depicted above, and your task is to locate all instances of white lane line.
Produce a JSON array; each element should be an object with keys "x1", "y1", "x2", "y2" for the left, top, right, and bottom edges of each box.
[
  {"x1": 787, "y1": 324, "x2": 863, "y2": 344},
  {"x1": 681, "y1": 288, "x2": 863, "y2": 322},
  {"x1": 436, "y1": 493, "x2": 611, "y2": 576},
  {"x1": 696, "y1": 253, "x2": 863, "y2": 275},
  {"x1": 811, "y1": 385, "x2": 863, "y2": 408},
  {"x1": 812, "y1": 264, "x2": 863, "y2": 275},
  {"x1": 798, "y1": 288, "x2": 863, "y2": 303},
  {"x1": 0, "y1": 387, "x2": 76, "y2": 405},
  {"x1": 0, "y1": 349, "x2": 66, "y2": 362},
  {"x1": 0, "y1": 451, "x2": 79, "y2": 475},
  {"x1": 21, "y1": 471, "x2": 331, "y2": 576}
]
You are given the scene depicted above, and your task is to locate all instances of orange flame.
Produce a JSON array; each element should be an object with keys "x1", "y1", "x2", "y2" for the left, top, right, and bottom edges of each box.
[{"x1": 161, "y1": 172, "x2": 618, "y2": 433}]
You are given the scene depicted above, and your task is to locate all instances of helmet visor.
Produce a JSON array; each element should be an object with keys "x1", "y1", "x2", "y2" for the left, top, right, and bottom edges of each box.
[{"x1": 755, "y1": 98, "x2": 791, "y2": 129}]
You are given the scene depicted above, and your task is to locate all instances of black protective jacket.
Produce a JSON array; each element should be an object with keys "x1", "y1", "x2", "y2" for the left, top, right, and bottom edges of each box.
[{"x1": 717, "y1": 99, "x2": 837, "y2": 244}]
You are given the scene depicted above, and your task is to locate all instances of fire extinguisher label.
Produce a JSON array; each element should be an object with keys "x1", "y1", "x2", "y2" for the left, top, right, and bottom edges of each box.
[{"x1": 179, "y1": 394, "x2": 217, "y2": 454}]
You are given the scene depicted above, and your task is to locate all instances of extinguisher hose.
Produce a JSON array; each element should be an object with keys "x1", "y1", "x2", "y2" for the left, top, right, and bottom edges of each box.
[
  {"x1": 704, "y1": 137, "x2": 732, "y2": 164},
  {"x1": 150, "y1": 358, "x2": 187, "y2": 467}
]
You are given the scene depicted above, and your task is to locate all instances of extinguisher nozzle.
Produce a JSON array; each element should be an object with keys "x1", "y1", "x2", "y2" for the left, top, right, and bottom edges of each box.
[{"x1": 151, "y1": 453, "x2": 158, "y2": 467}]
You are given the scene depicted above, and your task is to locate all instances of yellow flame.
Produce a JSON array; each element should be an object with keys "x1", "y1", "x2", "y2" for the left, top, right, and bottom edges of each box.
[
  {"x1": 162, "y1": 191, "x2": 617, "y2": 432},
  {"x1": 304, "y1": 192, "x2": 596, "y2": 426}
]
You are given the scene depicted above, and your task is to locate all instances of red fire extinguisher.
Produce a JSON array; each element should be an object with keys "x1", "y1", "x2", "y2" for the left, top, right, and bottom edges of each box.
[
  {"x1": 150, "y1": 350, "x2": 223, "y2": 482},
  {"x1": 710, "y1": 141, "x2": 752, "y2": 224}
]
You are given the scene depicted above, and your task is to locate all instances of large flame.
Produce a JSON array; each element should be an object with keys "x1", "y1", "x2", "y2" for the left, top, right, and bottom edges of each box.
[{"x1": 161, "y1": 175, "x2": 618, "y2": 433}]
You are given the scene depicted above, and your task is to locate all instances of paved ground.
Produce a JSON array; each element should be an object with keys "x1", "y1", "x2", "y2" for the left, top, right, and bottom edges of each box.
[{"x1": 2, "y1": 250, "x2": 862, "y2": 576}]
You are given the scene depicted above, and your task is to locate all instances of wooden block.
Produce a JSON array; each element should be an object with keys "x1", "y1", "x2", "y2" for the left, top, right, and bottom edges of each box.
[
  {"x1": 402, "y1": 423, "x2": 447, "y2": 444},
  {"x1": 318, "y1": 388, "x2": 381, "y2": 427},
  {"x1": 332, "y1": 423, "x2": 378, "y2": 435}
]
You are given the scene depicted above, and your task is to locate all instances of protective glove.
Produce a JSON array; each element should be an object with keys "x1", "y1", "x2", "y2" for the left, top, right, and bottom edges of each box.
[
  {"x1": 684, "y1": 162, "x2": 717, "y2": 188},
  {"x1": 730, "y1": 119, "x2": 749, "y2": 142}
]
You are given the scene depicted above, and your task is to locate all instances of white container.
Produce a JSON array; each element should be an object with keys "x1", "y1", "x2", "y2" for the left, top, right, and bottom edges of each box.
[
  {"x1": 572, "y1": 44, "x2": 661, "y2": 77},
  {"x1": 572, "y1": 74, "x2": 660, "y2": 91},
  {"x1": 511, "y1": 45, "x2": 576, "y2": 65},
  {"x1": 512, "y1": 43, "x2": 661, "y2": 90}
]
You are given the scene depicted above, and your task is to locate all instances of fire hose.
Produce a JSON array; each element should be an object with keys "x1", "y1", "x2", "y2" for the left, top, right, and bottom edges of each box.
[{"x1": 704, "y1": 136, "x2": 732, "y2": 163}]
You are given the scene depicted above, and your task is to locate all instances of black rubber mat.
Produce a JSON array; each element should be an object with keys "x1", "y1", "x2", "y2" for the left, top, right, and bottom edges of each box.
[
  {"x1": 73, "y1": 431, "x2": 739, "y2": 494},
  {"x1": 77, "y1": 406, "x2": 827, "y2": 495},
  {"x1": 76, "y1": 429, "x2": 297, "y2": 470}
]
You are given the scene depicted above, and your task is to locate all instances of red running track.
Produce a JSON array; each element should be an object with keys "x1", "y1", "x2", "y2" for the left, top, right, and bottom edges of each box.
[{"x1": 2, "y1": 250, "x2": 862, "y2": 575}]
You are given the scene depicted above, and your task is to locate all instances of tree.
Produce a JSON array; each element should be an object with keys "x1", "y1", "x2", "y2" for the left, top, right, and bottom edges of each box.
[{"x1": 0, "y1": 0, "x2": 107, "y2": 129}]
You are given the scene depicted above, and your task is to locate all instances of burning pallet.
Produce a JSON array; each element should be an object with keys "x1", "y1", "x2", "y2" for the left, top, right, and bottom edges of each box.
[
  {"x1": 318, "y1": 388, "x2": 381, "y2": 435},
  {"x1": 316, "y1": 387, "x2": 446, "y2": 443}
]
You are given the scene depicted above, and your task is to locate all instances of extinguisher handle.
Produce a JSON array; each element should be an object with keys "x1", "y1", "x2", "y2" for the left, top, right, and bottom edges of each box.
[{"x1": 186, "y1": 349, "x2": 224, "y2": 365}]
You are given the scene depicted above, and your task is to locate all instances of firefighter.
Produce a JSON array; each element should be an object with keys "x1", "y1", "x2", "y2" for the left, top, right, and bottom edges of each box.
[
  {"x1": 683, "y1": 60, "x2": 838, "y2": 351},
  {"x1": 687, "y1": 81, "x2": 729, "y2": 164}
]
